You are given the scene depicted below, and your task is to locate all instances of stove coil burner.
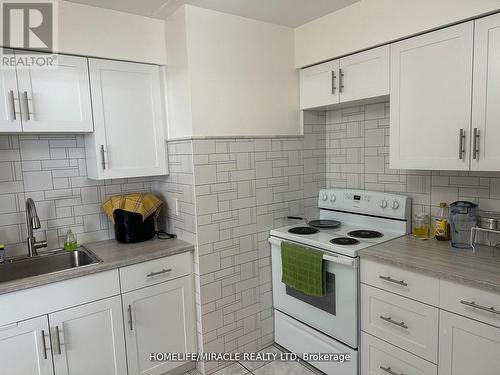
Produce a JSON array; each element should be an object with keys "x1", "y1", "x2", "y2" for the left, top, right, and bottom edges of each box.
[
  {"x1": 288, "y1": 227, "x2": 319, "y2": 235},
  {"x1": 347, "y1": 230, "x2": 383, "y2": 239},
  {"x1": 330, "y1": 237, "x2": 359, "y2": 246}
]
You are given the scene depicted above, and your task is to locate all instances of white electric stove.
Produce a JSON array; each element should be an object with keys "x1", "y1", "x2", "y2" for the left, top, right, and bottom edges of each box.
[{"x1": 269, "y1": 189, "x2": 411, "y2": 375}]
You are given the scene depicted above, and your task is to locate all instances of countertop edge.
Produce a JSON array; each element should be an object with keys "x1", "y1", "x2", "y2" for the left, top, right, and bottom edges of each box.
[
  {"x1": 0, "y1": 240, "x2": 195, "y2": 296},
  {"x1": 360, "y1": 252, "x2": 500, "y2": 294}
]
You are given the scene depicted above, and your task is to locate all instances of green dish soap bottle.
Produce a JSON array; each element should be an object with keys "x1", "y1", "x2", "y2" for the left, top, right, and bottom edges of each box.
[{"x1": 64, "y1": 229, "x2": 78, "y2": 251}]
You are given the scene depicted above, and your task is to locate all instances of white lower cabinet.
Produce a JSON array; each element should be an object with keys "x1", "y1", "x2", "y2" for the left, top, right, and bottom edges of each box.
[
  {"x1": 0, "y1": 316, "x2": 53, "y2": 375},
  {"x1": 361, "y1": 332, "x2": 436, "y2": 375},
  {"x1": 122, "y1": 275, "x2": 196, "y2": 375},
  {"x1": 361, "y1": 284, "x2": 438, "y2": 363},
  {"x1": 49, "y1": 296, "x2": 127, "y2": 375},
  {"x1": 362, "y1": 258, "x2": 500, "y2": 375},
  {"x1": 0, "y1": 253, "x2": 195, "y2": 375},
  {"x1": 439, "y1": 310, "x2": 500, "y2": 375}
]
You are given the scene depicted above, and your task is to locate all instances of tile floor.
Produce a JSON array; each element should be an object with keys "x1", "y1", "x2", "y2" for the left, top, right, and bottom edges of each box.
[{"x1": 183, "y1": 345, "x2": 323, "y2": 375}]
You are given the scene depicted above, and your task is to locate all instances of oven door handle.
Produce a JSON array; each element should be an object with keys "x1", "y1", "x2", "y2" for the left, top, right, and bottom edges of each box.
[
  {"x1": 268, "y1": 237, "x2": 358, "y2": 268},
  {"x1": 323, "y1": 254, "x2": 358, "y2": 267}
]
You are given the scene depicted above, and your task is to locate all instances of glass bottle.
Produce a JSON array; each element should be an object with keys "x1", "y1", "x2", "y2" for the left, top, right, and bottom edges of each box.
[
  {"x1": 413, "y1": 212, "x2": 430, "y2": 239},
  {"x1": 434, "y1": 202, "x2": 450, "y2": 241}
]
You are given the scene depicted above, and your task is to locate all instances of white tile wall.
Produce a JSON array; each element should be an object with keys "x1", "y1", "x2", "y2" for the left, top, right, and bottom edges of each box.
[
  {"x1": 158, "y1": 122, "x2": 325, "y2": 374},
  {"x1": 0, "y1": 134, "x2": 158, "y2": 257}
]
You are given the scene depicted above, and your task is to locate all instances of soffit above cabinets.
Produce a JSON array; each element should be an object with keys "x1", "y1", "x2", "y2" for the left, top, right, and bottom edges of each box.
[{"x1": 63, "y1": 0, "x2": 359, "y2": 26}]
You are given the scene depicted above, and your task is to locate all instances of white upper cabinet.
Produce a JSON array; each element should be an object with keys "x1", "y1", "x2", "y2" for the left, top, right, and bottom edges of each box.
[
  {"x1": 0, "y1": 49, "x2": 22, "y2": 132},
  {"x1": 338, "y1": 45, "x2": 390, "y2": 103},
  {"x1": 85, "y1": 59, "x2": 167, "y2": 179},
  {"x1": 390, "y1": 22, "x2": 474, "y2": 170},
  {"x1": 299, "y1": 45, "x2": 389, "y2": 110},
  {"x1": 300, "y1": 59, "x2": 339, "y2": 110},
  {"x1": 471, "y1": 13, "x2": 500, "y2": 171},
  {"x1": 16, "y1": 53, "x2": 93, "y2": 133},
  {"x1": 0, "y1": 52, "x2": 92, "y2": 133}
]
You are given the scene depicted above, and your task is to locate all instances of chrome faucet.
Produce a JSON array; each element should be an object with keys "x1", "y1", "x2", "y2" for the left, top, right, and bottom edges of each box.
[{"x1": 26, "y1": 198, "x2": 47, "y2": 257}]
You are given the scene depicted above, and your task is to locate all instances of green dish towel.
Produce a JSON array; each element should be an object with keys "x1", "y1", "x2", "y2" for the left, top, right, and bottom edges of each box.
[{"x1": 281, "y1": 241, "x2": 325, "y2": 297}]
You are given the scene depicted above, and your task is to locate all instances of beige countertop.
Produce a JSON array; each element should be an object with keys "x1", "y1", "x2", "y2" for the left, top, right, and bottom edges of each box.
[
  {"x1": 359, "y1": 235, "x2": 500, "y2": 293},
  {"x1": 0, "y1": 237, "x2": 194, "y2": 295}
]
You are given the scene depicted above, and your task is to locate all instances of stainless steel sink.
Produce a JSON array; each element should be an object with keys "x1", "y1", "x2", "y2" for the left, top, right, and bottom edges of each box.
[{"x1": 0, "y1": 247, "x2": 102, "y2": 283}]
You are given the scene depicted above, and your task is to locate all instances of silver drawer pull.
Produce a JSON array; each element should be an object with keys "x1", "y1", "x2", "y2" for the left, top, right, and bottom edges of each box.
[
  {"x1": 146, "y1": 268, "x2": 172, "y2": 278},
  {"x1": 379, "y1": 275, "x2": 408, "y2": 287},
  {"x1": 41, "y1": 330, "x2": 48, "y2": 360},
  {"x1": 380, "y1": 315, "x2": 409, "y2": 329},
  {"x1": 23, "y1": 91, "x2": 31, "y2": 121},
  {"x1": 128, "y1": 304, "x2": 133, "y2": 331},
  {"x1": 460, "y1": 300, "x2": 500, "y2": 315},
  {"x1": 331, "y1": 70, "x2": 336, "y2": 94},
  {"x1": 9, "y1": 90, "x2": 16, "y2": 120},
  {"x1": 55, "y1": 325, "x2": 62, "y2": 355},
  {"x1": 380, "y1": 366, "x2": 403, "y2": 375}
]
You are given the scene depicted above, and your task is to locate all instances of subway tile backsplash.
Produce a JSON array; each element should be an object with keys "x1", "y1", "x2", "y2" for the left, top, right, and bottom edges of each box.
[
  {"x1": 324, "y1": 100, "x2": 500, "y2": 220},
  {"x1": 0, "y1": 134, "x2": 157, "y2": 257}
]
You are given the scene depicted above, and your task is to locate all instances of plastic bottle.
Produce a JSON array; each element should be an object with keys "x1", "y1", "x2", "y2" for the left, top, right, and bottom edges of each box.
[
  {"x1": 64, "y1": 229, "x2": 78, "y2": 251},
  {"x1": 434, "y1": 202, "x2": 450, "y2": 241}
]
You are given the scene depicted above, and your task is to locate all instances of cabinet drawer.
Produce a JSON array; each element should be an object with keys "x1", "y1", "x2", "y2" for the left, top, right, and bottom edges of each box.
[
  {"x1": 361, "y1": 332, "x2": 437, "y2": 375},
  {"x1": 361, "y1": 284, "x2": 438, "y2": 363},
  {"x1": 361, "y1": 258, "x2": 439, "y2": 306},
  {"x1": 440, "y1": 279, "x2": 500, "y2": 328},
  {"x1": 119, "y1": 252, "x2": 191, "y2": 293}
]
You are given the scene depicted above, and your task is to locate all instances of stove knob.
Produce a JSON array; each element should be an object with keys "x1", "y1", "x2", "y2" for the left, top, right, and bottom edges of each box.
[
  {"x1": 380, "y1": 200, "x2": 388, "y2": 209},
  {"x1": 321, "y1": 193, "x2": 328, "y2": 201},
  {"x1": 330, "y1": 194, "x2": 336, "y2": 202},
  {"x1": 391, "y1": 201, "x2": 400, "y2": 210}
]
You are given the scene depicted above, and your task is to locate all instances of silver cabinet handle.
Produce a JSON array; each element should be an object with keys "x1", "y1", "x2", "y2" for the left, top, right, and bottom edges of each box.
[
  {"x1": 55, "y1": 325, "x2": 62, "y2": 355},
  {"x1": 472, "y1": 128, "x2": 480, "y2": 160},
  {"x1": 22, "y1": 91, "x2": 31, "y2": 121},
  {"x1": 379, "y1": 275, "x2": 408, "y2": 287},
  {"x1": 9, "y1": 90, "x2": 16, "y2": 120},
  {"x1": 460, "y1": 300, "x2": 500, "y2": 315},
  {"x1": 339, "y1": 68, "x2": 345, "y2": 92},
  {"x1": 128, "y1": 304, "x2": 133, "y2": 331},
  {"x1": 100, "y1": 145, "x2": 106, "y2": 170},
  {"x1": 458, "y1": 128, "x2": 466, "y2": 159},
  {"x1": 331, "y1": 70, "x2": 336, "y2": 94},
  {"x1": 380, "y1": 366, "x2": 403, "y2": 375},
  {"x1": 146, "y1": 268, "x2": 172, "y2": 278},
  {"x1": 41, "y1": 330, "x2": 49, "y2": 360},
  {"x1": 380, "y1": 315, "x2": 409, "y2": 329}
]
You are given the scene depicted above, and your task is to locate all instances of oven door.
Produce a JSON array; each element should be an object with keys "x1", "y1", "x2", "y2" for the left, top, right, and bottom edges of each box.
[{"x1": 270, "y1": 236, "x2": 359, "y2": 348}]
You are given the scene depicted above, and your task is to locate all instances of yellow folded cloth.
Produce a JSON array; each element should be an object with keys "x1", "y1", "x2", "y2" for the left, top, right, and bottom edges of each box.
[{"x1": 102, "y1": 193, "x2": 163, "y2": 223}]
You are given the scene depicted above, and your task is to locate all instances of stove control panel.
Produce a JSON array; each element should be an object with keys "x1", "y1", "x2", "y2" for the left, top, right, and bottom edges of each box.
[{"x1": 318, "y1": 189, "x2": 410, "y2": 220}]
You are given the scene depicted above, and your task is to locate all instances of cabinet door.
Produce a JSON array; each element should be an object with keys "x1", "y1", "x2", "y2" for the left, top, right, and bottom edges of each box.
[
  {"x1": 86, "y1": 59, "x2": 167, "y2": 179},
  {"x1": 122, "y1": 275, "x2": 196, "y2": 375},
  {"x1": 390, "y1": 22, "x2": 474, "y2": 170},
  {"x1": 0, "y1": 316, "x2": 53, "y2": 375},
  {"x1": 0, "y1": 48, "x2": 22, "y2": 132},
  {"x1": 49, "y1": 296, "x2": 127, "y2": 375},
  {"x1": 16, "y1": 53, "x2": 93, "y2": 132},
  {"x1": 339, "y1": 45, "x2": 390, "y2": 103},
  {"x1": 299, "y1": 60, "x2": 339, "y2": 110},
  {"x1": 439, "y1": 310, "x2": 500, "y2": 375},
  {"x1": 471, "y1": 13, "x2": 500, "y2": 171}
]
